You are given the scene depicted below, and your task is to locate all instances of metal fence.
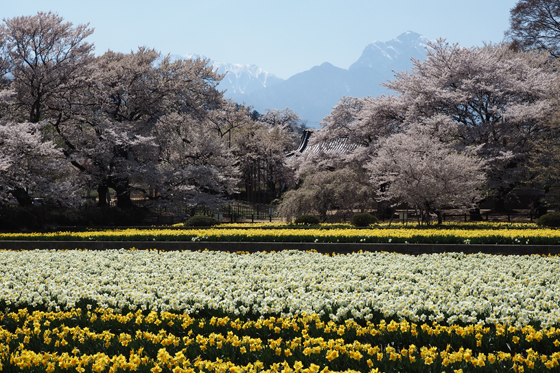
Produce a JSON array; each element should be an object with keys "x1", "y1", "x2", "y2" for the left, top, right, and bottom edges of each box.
[
  {"x1": 385, "y1": 209, "x2": 545, "y2": 224},
  {"x1": 193, "y1": 202, "x2": 277, "y2": 223}
]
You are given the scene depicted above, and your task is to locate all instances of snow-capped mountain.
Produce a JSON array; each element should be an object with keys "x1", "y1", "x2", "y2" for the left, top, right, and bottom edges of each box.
[
  {"x1": 237, "y1": 31, "x2": 430, "y2": 127},
  {"x1": 349, "y1": 31, "x2": 429, "y2": 72},
  {"x1": 213, "y1": 62, "x2": 283, "y2": 96},
  {"x1": 171, "y1": 31, "x2": 429, "y2": 128},
  {"x1": 164, "y1": 53, "x2": 283, "y2": 98}
]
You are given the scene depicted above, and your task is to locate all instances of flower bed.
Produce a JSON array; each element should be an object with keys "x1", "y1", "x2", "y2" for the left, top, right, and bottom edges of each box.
[
  {"x1": 0, "y1": 249, "x2": 559, "y2": 372},
  {"x1": 222, "y1": 222, "x2": 540, "y2": 229},
  {"x1": 0, "y1": 250, "x2": 558, "y2": 327},
  {"x1": 1, "y1": 226, "x2": 559, "y2": 245},
  {"x1": 2, "y1": 308, "x2": 560, "y2": 372}
]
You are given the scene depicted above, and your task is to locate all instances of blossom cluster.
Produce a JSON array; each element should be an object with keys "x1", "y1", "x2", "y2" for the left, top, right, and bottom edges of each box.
[{"x1": 0, "y1": 250, "x2": 559, "y2": 329}]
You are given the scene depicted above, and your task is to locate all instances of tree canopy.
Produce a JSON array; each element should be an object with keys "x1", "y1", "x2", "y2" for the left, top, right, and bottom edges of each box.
[
  {"x1": 282, "y1": 40, "x2": 559, "y2": 219},
  {"x1": 505, "y1": 0, "x2": 560, "y2": 57},
  {"x1": 0, "y1": 12, "x2": 295, "y2": 214}
]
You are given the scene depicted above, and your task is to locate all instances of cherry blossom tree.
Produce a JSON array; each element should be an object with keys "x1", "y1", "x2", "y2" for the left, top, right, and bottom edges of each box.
[
  {"x1": 0, "y1": 12, "x2": 95, "y2": 205},
  {"x1": 231, "y1": 109, "x2": 304, "y2": 204},
  {"x1": 0, "y1": 120, "x2": 79, "y2": 206},
  {"x1": 367, "y1": 123, "x2": 487, "y2": 224},
  {"x1": 152, "y1": 112, "x2": 239, "y2": 212},
  {"x1": 287, "y1": 41, "x2": 555, "y2": 219},
  {"x1": 0, "y1": 31, "x2": 9, "y2": 95},
  {"x1": 0, "y1": 11, "x2": 95, "y2": 123},
  {"x1": 281, "y1": 97, "x2": 392, "y2": 219},
  {"x1": 525, "y1": 84, "x2": 560, "y2": 210},
  {"x1": 0, "y1": 13, "x2": 250, "y2": 215},
  {"x1": 49, "y1": 48, "x2": 229, "y2": 208},
  {"x1": 257, "y1": 108, "x2": 307, "y2": 151},
  {"x1": 207, "y1": 100, "x2": 254, "y2": 148},
  {"x1": 358, "y1": 40, "x2": 558, "y2": 210}
]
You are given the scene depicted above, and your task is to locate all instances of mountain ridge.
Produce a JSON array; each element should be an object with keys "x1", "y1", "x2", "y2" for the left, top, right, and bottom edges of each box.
[
  {"x1": 173, "y1": 31, "x2": 430, "y2": 128},
  {"x1": 236, "y1": 31, "x2": 430, "y2": 127}
]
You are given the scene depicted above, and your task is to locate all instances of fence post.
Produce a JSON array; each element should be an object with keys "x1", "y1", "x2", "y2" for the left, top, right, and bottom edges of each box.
[{"x1": 464, "y1": 213, "x2": 467, "y2": 222}]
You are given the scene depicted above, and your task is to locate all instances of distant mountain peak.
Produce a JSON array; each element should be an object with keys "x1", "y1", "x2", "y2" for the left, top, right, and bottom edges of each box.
[
  {"x1": 237, "y1": 31, "x2": 430, "y2": 127},
  {"x1": 163, "y1": 53, "x2": 283, "y2": 96},
  {"x1": 310, "y1": 62, "x2": 344, "y2": 72},
  {"x1": 168, "y1": 31, "x2": 430, "y2": 128},
  {"x1": 394, "y1": 30, "x2": 427, "y2": 42},
  {"x1": 369, "y1": 31, "x2": 428, "y2": 46},
  {"x1": 213, "y1": 61, "x2": 283, "y2": 95},
  {"x1": 350, "y1": 31, "x2": 430, "y2": 71}
]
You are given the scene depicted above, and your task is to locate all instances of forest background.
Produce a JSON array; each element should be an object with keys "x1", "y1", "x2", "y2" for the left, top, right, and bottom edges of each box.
[{"x1": 1, "y1": 0, "x2": 560, "y2": 229}]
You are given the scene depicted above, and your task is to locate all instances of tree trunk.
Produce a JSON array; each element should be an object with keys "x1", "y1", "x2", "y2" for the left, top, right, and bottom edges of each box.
[
  {"x1": 469, "y1": 208, "x2": 484, "y2": 221},
  {"x1": 376, "y1": 201, "x2": 394, "y2": 221},
  {"x1": 535, "y1": 199, "x2": 547, "y2": 217},
  {"x1": 97, "y1": 184, "x2": 109, "y2": 207},
  {"x1": 494, "y1": 196, "x2": 507, "y2": 213},
  {"x1": 493, "y1": 184, "x2": 517, "y2": 213},
  {"x1": 115, "y1": 184, "x2": 134, "y2": 208},
  {"x1": 319, "y1": 201, "x2": 328, "y2": 222},
  {"x1": 12, "y1": 187, "x2": 33, "y2": 206},
  {"x1": 436, "y1": 211, "x2": 443, "y2": 225}
]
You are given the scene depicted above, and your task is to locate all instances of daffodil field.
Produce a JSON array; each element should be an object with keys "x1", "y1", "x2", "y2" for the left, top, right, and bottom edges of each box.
[
  {"x1": 1, "y1": 249, "x2": 560, "y2": 372},
  {"x1": 1, "y1": 224, "x2": 560, "y2": 245}
]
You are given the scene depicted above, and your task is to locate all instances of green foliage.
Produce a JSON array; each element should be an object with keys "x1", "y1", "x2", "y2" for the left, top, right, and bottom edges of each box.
[
  {"x1": 294, "y1": 215, "x2": 320, "y2": 225},
  {"x1": 351, "y1": 212, "x2": 378, "y2": 227},
  {"x1": 184, "y1": 215, "x2": 220, "y2": 227},
  {"x1": 536, "y1": 212, "x2": 560, "y2": 227}
]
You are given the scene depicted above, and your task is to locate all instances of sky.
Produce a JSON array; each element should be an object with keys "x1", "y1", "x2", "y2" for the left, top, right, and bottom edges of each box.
[{"x1": 3, "y1": 0, "x2": 518, "y2": 80}]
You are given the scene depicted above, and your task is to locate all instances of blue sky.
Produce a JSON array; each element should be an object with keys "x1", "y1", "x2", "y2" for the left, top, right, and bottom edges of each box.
[{"x1": 3, "y1": 0, "x2": 518, "y2": 79}]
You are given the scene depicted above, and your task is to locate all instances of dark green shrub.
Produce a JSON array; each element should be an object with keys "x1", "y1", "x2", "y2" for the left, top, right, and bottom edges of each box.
[
  {"x1": 294, "y1": 215, "x2": 320, "y2": 225},
  {"x1": 185, "y1": 215, "x2": 220, "y2": 227},
  {"x1": 101, "y1": 207, "x2": 147, "y2": 226},
  {"x1": 351, "y1": 212, "x2": 378, "y2": 227},
  {"x1": 0, "y1": 206, "x2": 41, "y2": 231},
  {"x1": 536, "y1": 212, "x2": 560, "y2": 227},
  {"x1": 0, "y1": 205, "x2": 149, "y2": 231},
  {"x1": 42, "y1": 207, "x2": 147, "y2": 227}
]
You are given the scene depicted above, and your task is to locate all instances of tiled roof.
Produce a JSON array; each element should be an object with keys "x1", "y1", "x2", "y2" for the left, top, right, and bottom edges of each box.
[{"x1": 287, "y1": 130, "x2": 359, "y2": 158}]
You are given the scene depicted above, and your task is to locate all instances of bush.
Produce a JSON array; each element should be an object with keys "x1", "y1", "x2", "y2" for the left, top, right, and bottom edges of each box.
[
  {"x1": 351, "y1": 212, "x2": 378, "y2": 227},
  {"x1": 0, "y1": 206, "x2": 149, "y2": 231},
  {"x1": 50, "y1": 207, "x2": 147, "y2": 226},
  {"x1": 536, "y1": 212, "x2": 560, "y2": 227},
  {"x1": 0, "y1": 206, "x2": 42, "y2": 231},
  {"x1": 185, "y1": 215, "x2": 220, "y2": 227},
  {"x1": 294, "y1": 215, "x2": 320, "y2": 225}
]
